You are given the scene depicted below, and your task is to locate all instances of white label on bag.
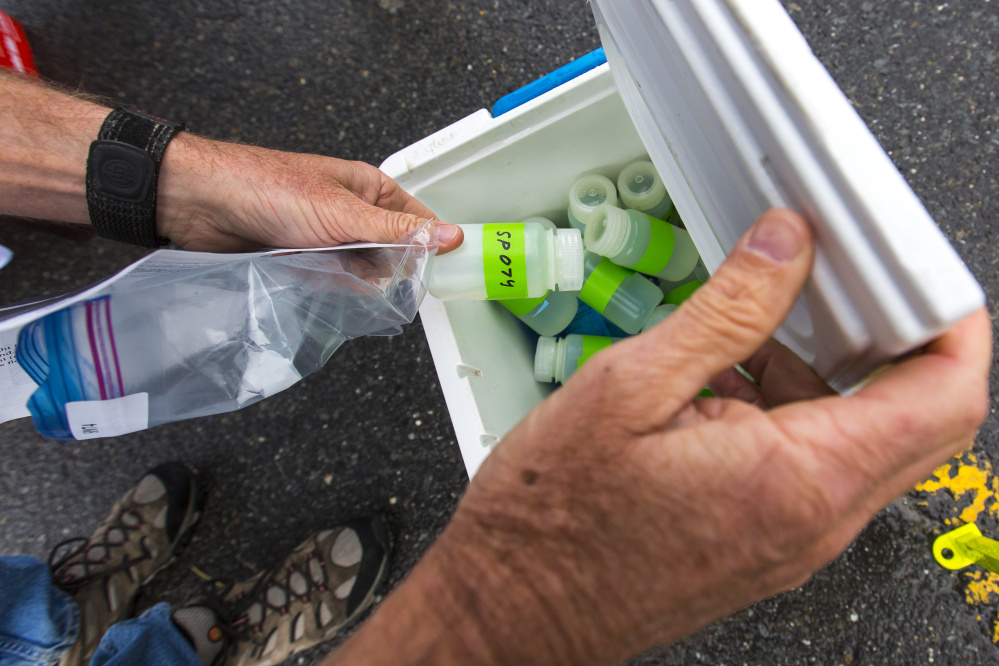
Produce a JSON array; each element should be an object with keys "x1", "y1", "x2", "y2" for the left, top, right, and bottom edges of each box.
[
  {"x1": 0, "y1": 333, "x2": 33, "y2": 423},
  {"x1": 65, "y1": 393, "x2": 149, "y2": 440}
]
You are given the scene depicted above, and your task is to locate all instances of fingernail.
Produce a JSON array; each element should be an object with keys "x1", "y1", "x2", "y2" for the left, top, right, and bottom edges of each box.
[
  {"x1": 746, "y1": 213, "x2": 806, "y2": 264},
  {"x1": 437, "y1": 223, "x2": 459, "y2": 245}
]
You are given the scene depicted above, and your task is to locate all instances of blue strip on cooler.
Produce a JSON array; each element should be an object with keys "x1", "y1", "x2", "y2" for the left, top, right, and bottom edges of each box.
[{"x1": 491, "y1": 47, "x2": 607, "y2": 117}]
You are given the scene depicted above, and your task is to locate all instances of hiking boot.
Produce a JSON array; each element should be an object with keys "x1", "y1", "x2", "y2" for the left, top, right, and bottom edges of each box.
[
  {"x1": 172, "y1": 517, "x2": 390, "y2": 666},
  {"x1": 50, "y1": 461, "x2": 204, "y2": 666}
]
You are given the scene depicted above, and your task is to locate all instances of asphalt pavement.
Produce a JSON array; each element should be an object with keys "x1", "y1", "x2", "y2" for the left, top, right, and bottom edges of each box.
[{"x1": 0, "y1": 1, "x2": 997, "y2": 664}]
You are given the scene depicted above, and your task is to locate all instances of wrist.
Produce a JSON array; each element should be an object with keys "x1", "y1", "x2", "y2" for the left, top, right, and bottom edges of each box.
[
  {"x1": 329, "y1": 525, "x2": 578, "y2": 666},
  {"x1": 424, "y1": 515, "x2": 590, "y2": 664},
  {"x1": 155, "y1": 131, "x2": 243, "y2": 249},
  {"x1": 331, "y1": 476, "x2": 621, "y2": 666},
  {"x1": 434, "y1": 482, "x2": 623, "y2": 664}
]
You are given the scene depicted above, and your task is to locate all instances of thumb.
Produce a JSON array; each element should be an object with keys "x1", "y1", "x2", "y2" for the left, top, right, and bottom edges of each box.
[
  {"x1": 630, "y1": 208, "x2": 815, "y2": 415},
  {"x1": 348, "y1": 201, "x2": 464, "y2": 254}
]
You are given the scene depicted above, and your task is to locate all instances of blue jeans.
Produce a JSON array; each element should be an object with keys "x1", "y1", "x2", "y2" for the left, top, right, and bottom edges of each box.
[{"x1": 0, "y1": 557, "x2": 201, "y2": 666}]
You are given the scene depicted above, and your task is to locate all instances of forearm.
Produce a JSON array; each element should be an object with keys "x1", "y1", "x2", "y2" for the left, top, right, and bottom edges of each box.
[
  {"x1": 0, "y1": 71, "x2": 453, "y2": 253},
  {"x1": 326, "y1": 537, "x2": 581, "y2": 666},
  {"x1": 0, "y1": 70, "x2": 237, "y2": 245},
  {"x1": 0, "y1": 70, "x2": 107, "y2": 223},
  {"x1": 325, "y1": 462, "x2": 628, "y2": 666},
  {"x1": 324, "y1": 543, "x2": 500, "y2": 665}
]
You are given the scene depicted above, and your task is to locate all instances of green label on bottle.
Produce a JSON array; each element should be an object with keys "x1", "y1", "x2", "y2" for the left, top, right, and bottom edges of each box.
[
  {"x1": 579, "y1": 257, "x2": 632, "y2": 314},
  {"x1": 664, "y1": 280, "x2": 704, "y2": 306},
  {"x1": 501, "y1": 291, "x2": 549, "y2": 317},
  {"x1": 632, "y1": 216, "x2": 676, "y2": 275},
  {"x1": 577, "y1": 335, "x2": 615, "y2": 370},
  {"x1": 483, "y1": 223, "x2": 528, "y2": 299}
]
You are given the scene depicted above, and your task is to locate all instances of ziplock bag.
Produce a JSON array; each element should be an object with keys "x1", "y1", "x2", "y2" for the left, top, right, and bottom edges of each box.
[{"x1": 0, "y1": 223, "x2": 436, "y2": 441}]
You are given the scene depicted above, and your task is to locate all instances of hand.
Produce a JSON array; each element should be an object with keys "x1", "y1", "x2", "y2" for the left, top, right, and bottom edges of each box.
[
  {"x1": 329, "y1": 209, "x2": 991, "y2": 665},
  {"x1": 157, "y1": 133, "x2": 463, "y2": 253},
  {"x1": 0, "y1": 71, "x2": 460, "y2": 253}
]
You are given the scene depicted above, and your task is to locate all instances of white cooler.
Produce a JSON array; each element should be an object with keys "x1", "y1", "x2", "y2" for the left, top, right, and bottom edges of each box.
[{"x1": 379, "y1": 0, "x2": 985, "y2": 478}]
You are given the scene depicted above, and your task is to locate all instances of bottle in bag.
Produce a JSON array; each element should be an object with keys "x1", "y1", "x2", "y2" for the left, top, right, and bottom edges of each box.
[{"x1": 427, "y1": 222, "x2": 583, "y2": 301}]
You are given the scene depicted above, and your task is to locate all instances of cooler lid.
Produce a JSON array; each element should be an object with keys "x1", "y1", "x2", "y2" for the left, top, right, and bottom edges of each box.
[{"x1": 590, "y1": 0, "x2": 984, "y2": 392}]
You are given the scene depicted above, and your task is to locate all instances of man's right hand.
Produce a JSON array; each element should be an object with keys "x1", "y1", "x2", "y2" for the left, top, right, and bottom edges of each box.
[{"x1": 328, "y1": 208, "x2": 990, "y2": 666}]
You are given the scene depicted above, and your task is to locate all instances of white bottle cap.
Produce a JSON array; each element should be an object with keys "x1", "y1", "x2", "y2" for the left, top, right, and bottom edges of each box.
[
  {"x1": 534, "y1": 336, "x2": 558, "y2": 383},
  {"x1": 555, "y1": 228, "x2": 584, "y2": 292},
  {"x1": 568, "y1": 174, "x2": 618, "y2": 227},
  {"x1": 642, "y1": 303, "x2": 679, "y2": 332},
  {"x1": 584, "y1": 204, "x2": 631, "y2": 258},
  {"x1": 617, "y1": 161, "x2": 669, "y2": 213},
  {"x1": 524, "y1": 216, "x2": 557, "y2": 231}
]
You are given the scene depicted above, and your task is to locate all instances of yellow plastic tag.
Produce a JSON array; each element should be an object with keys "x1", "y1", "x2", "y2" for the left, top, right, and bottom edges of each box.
[{"x1": 934, "y1": 523, "x2": 999, "y2": 573}]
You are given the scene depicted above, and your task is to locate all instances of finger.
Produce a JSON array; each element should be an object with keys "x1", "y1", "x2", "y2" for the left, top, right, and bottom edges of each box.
[
  {"x1": 336, "y1": 162, "x2": 463, "y2": 253},
  {"x1": 775, "y1": 308, "x2": 991, "y2": 499},
  {"x1": 600, "y1": 209, "x2": 815, "y2": 430},
  {"x1": 376, "y1": 181, "x2": 437, "y2": 220},
  {"x1": 340, "y1": 198, "x2": 464, "y2": 254},
  {"x1": 372, "y1": 171, "x2": 437, "y2": 220},
  {"x1": 743, "y1": 338, "x2": 835, "y2": 406},
  {"x1": 768, "y1": 430, "x2": 977, "y2": 598},
  {"x1": 693, "y1": 312, "x2": 989, "y2": 608},
  {"x1": 707, "y1": 367, "x2": 769, "y2": 409},
  {"x1": 367, "y1": 170, "x2": 464, "y2": 252},
  {"x1": 434, "y1": 222, "x2": 464, "y2": 254},
  {"x1": 373, "y1": 185, "x2": 464, "y2": 254}
]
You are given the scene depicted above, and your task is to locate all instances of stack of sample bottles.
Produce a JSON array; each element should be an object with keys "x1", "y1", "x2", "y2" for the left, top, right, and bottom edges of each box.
[{"x1": 425, "y1": 158, "x2": 709, "y2": 386}]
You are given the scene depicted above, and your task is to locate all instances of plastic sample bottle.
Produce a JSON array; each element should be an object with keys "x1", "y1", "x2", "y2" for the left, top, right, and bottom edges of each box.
[
  {"x1": 641, "y1": 303, "x2": 678, "y2": 332},
  {"x1": 567, "y1": 174, "x2": 618, "y2": 232},
  {"x1": 503, "y1": 289, "x2": 579, "y2": 336},
  {"x1": 578, "y1": 251, "x2": 663, "y2": 335},
  {"x1": 501, "y1": 217, "x2": 579, "y2": 336},
  {"x1": 584, "y1": 205, "x2": 700, "y2": 283},
  {"x1": 534, "y1": 334, "x2": 619, "y2": 384},
  {"x1": 562, "y1": 300, "x2": 630, "y2": 338},
  {"x1": 663, "y1": 280, "x2": 704, "y2": 306},
  {"x1": 428, "y1": 221, "x2": 583, "y2": 301},
  {"x1": 693, "y1": 259, "x2": 710, "y2": 282},
  {"x1": 617, "y1": 160, "x2": 673, "y2": 221}
]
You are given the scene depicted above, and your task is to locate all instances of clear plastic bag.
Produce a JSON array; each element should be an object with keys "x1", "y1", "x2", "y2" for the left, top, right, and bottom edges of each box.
[{"x1": 2, "y1": 223, "x2": 437, "y2": 441}]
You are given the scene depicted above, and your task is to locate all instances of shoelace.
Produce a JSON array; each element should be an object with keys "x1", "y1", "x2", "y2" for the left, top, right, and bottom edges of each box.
[
  {"x1": 194, "y1": 546, "x2": 331, "y2": 655},
  {"x1": 48, "y1": 507, "x2": 152, "y2": 592}
]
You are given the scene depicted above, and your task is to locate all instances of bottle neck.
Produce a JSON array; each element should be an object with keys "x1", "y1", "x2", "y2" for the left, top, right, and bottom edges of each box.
[
  {"x1": 585, "y1": 206, "x2": 633, "y2": 259},
  {"x1": 554, "y1": 337, "x2": 568, "y2": 384},
  {"x1": 545, "y1": 228, "x2": 559, "y2": 292}
]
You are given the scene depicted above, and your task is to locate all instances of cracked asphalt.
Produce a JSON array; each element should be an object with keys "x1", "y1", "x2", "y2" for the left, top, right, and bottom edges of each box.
[{"x1": 1, "y1": 1, "x2": 997, "y2": 664}]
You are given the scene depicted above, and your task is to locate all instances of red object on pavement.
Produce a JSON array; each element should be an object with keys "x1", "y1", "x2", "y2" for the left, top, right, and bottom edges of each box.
[{"x1": 0, "y1": 11, "x2": 37, "y2": 76}]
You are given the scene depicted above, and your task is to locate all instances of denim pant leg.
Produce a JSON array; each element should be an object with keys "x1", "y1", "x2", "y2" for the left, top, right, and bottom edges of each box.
[
  {"x1": 89, "y1": 603, "x2": 201, "y2": 666},
  {"x1": 0, "y1": 556, "x2": 79, "y2": 666}
]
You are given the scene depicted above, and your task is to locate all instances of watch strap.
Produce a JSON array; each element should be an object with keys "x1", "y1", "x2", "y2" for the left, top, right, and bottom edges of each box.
[{"x1": 86, "y1": 108, "x2": 185, "y2": 248}]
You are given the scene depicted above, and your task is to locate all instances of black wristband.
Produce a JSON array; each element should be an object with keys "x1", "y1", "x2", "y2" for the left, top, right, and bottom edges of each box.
[{"x1": 86, "y1": 108, "x2": 185, "y2": 248}]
